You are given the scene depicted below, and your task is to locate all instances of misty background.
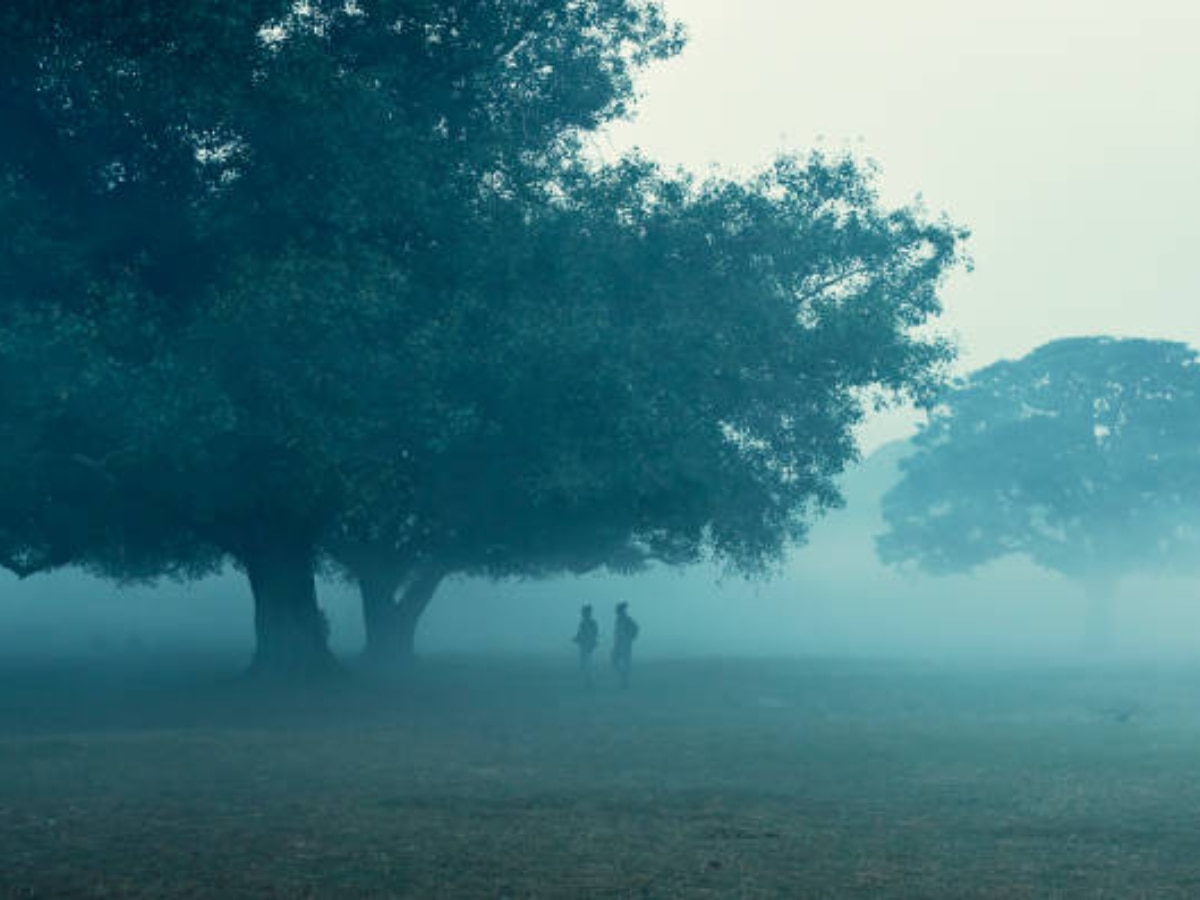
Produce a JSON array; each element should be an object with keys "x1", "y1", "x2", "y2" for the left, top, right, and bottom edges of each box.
[{"x1": 8, "y1": 439, "x2": 1200, "y2": 667}]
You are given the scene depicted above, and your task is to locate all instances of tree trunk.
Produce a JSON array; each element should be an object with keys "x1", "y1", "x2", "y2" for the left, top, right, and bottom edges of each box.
[
  {"x1": 358, "y1": 559, "x2": 444, "y2": 669},
  {"x1": 394, "y1": 563, "x2": 444, "y2": 661},
  {"x1": 1082, "y1": 578, "x2": 1116, "y2": 656},
  {"x1": 240, "y1": 535, "x2": 338, "y2": 679},
  {"x1": 360, "y1": 567, "x2": 404, "y2": 664}
]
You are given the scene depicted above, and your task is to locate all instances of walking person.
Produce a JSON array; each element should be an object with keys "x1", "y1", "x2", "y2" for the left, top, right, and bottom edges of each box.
[
  {"x1": 611, "y1": 602, "x2": 639, "y2": 688},
  {"x1": 572, "y1": 604, "x2": 599, "y2": 688}
]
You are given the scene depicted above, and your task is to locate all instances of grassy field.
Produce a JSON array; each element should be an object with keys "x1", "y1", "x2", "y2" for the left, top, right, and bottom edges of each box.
[{"x1": 4, "y1": 655, "x2": 1200, "y2": 898}]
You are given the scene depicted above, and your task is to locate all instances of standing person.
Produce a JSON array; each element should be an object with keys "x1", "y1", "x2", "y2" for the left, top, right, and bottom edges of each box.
[
  {"x1": 572, "y1": 604, "x2": 599, "y2": 687},
  {"x1": 611, "y1": 602, "x2": 639, "y2": 688}
]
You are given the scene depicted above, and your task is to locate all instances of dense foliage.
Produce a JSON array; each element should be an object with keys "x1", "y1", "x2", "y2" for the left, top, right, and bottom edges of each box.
[{"x1": 0, "y1": 1, "x2": 965, "y2": 672}]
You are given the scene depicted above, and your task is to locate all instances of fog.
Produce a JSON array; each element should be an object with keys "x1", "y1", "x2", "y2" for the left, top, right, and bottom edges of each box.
[
  {"x1": 11, "y1": 4, "x2": 1200, "y2": 896},
  {"x1": 6, "y1": 441, "x2": 1199, "y2": 669}
]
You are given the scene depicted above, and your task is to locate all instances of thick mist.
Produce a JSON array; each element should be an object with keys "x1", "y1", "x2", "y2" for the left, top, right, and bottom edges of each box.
[
  {"x1": 6, "y1": 441, "x2": 1199, "y2": 668},
  {"x1": 9, "y1": 3, "x2": 1200, "y2": 897}
]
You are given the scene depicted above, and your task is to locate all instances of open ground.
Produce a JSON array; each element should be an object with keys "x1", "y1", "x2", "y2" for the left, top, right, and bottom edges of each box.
[{"x1": 4, "y1": 655, "x2": 1200, "y2": 898}]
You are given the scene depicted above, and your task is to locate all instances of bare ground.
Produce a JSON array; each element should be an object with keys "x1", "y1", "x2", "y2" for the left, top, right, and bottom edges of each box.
[{"x1": 3, "y1": 655, "x2": 1200, "y2": 898}]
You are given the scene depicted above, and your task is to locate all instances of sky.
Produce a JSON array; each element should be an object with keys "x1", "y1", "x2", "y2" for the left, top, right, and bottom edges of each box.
[{"x1": 600, "y1": 0, "x2": 1200, "y2": 447}]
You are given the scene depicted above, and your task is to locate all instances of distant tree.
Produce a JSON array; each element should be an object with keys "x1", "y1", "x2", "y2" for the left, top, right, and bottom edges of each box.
[{"x1": 877, "y1": 337, "x2": 1200, "y2": 650}]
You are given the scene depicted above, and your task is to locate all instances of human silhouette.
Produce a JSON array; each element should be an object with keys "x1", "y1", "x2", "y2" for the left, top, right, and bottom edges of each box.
[
  {"x1": 611, "y1": 602, "x2": 639, "y2": 688},
  {"x1": 572, "y1": 604, "x2": 599, "y2": 687}
]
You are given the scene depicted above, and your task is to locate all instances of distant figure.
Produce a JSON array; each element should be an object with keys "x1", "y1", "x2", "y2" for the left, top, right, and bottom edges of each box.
[
  {"x1": 572, "y1": 604, "x2": 599, "y2": 687},
  {"x1": 611, "y1": 602, "x2": 639, "y2": 688}
]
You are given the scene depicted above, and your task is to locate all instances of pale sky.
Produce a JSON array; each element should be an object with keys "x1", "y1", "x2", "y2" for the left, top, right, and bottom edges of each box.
[{"x1": 600, "y1": 0, "x2": 1200, "y2": 447}]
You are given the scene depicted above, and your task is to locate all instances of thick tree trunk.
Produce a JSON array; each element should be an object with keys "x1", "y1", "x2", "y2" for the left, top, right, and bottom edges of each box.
[
  {"x1": 360, "y1": 567, "x2": 405, "y2": 663},
  {"x1": 1082, "y1": 578, "x2": 1116, "y2": 656},
  {"x1": 240, "y1": 535, "x2": 338, "y2": 679},
  {"x1": 359, "y1": 559, "x2": 444, "y2": 668},
  {"x1": 394, "y1": 563, "x2": 444, "y2": 660}
]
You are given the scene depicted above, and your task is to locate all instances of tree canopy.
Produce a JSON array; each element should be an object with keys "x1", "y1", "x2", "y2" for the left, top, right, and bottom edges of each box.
[
  {"x1": 329, "y1": 151, "x2": 967, "y2": 664},
  {"x1": 0, "y1": 1, "x2": 967, "y2": 675}
]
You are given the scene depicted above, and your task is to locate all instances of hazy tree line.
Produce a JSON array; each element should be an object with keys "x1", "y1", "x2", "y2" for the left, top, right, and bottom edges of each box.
[{"x1": 0, "y1": 1, "x2": 969, "y2": 677}]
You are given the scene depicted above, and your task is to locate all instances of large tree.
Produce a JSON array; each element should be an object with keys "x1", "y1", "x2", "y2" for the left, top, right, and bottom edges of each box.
[
  {"x1": 877, "y1": 337, "x2": 1200, "y2": 650},
  {"x1": 332, "y1": 152, "x2": 968, "y2": 666},
  {"x1": 1, "y1": 1, "x2": 966, "y2": 676},
  {"x1": 0, "y1": 0, "x2": 682, "y2": 675}
]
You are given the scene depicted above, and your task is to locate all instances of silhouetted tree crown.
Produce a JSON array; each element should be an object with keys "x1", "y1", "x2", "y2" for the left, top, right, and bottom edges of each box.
[{"x1": 0, "y1": 1, "x2": 966, "y2": 673}]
